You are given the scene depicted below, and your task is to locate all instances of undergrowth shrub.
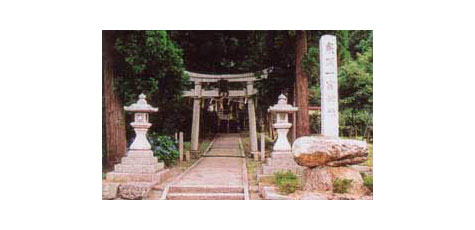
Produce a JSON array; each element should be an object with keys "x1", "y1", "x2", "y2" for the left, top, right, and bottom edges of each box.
[
  {"x1": 339, "y1": 110, "x2": 372, "y2": 138},
  {"x1": 362, "y1": 174, "x2": 373, "y2": 192},
  {"x1": 274, "y1": 171, "x2": 300, "y2": 194},
  {"x1": 257, "y1": 135, "x2": 274, "y2": 155},
  {"x1": 332, "y1": 178, "x2": 353, "y2": 193},
  {"x1": 149, "y1": 133, "x2": 179, "y2": 167}
]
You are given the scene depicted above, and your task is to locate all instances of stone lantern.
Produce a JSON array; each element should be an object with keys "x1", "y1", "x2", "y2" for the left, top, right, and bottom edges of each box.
[
  {"x1": 261, "y1": 94, "x2": 303, "y2": 176},
  {"x1": 123, "y1": 93, "x2": 158, "y2": 151},
  {"x1": 268, "y1": 94, "x2": 298, "y2": 155},
  {"x1": 105, "y1": 93, "x2": 166, "y2": 197}
]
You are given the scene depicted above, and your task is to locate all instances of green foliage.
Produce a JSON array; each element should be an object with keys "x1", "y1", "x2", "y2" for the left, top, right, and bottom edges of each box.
[
  {"x1": 184, "y1": 141, "x2": 191, "y2": 152},
  {"x1": 302, "y1": 46, "x2": 319, "y2": 80},
  {"x1": 336, "y1": 32, "x2": 373, "y2": 138},
  {"x1": 309, "y1": 84, "x2": 321, "y2": 106},
  {"x1": 149, "y1": 133, "x2": 179, "y2": 167},
  {"x1": 199, "y1": 141, "x2": 211, "y2": 155},
  {"x1": 108, "y1": 30, "x2": 372, "y2": 140},
  {"x1": 170, "y1": 31, "x2": 269, "y2": 73},
  {"x1": 337, "y1": 30, "x2": 351, "y2": 64},
  {"x1": 274, "y1": 171, "x2": 300, "y2": 194},
  {"x1": 257, "y1": 134, "x2": 274, "y2": 152},
  {"x1": 339, "y1": 110, "x2": 372, "y2": 137},
  {"x1": 309, "y1": 112, "x2": 321, "y2": 134},
  {"x1": 311, "y1": 110, "x2": 372, "y2": 137},
  {"x1": 246, "y1": 159, "x2": 259, "y2": 186},
  {"x1": 114, "y1": 30, "x2": 186, "y2": 105},
  {"x1": 364, "y1": 144, "x2": 373, "y2": 167},
  {"x1": 339, "y1": 48, "x2": 373, "y2": 112},
  {"x1": 113, "y1": 30, "x2": 189, "y2": 137},
  {"x1": 352, "y1": 31, "x2": 373, "y2": 55},
  {"x1": 362, "y1": 174, "x2": 373, "y2": 192},
  {"x1": 332, "y1": 178, "x2": 353, "y2": 193},
  {"x1": 102, "y1": 172, "x2": 106, "y2": 180}
]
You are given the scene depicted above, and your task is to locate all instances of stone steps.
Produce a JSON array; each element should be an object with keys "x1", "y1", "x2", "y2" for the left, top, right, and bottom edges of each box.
[
  {"x1": 126, "y1": 150, "x2": 154, "y2": 158},
  {"x1": 106, "y1": 170, "x2": 169, "y2": 183},
  {"x1": 114, "y1": 163, "x2": 164, "y2": 174},
  {"x1": 262, "y1": 165, "x2": 304, "y2": 175},
  {"x1": 168, "y1": 185, "x2": 244, "y2": 193},
  {"x1": 166, "y1": 185, "x2": 245, "y2": 200},
  {"x1": 161, "y1": 134, "x2": 248, "y2": 200},
  {"x1": 121, "y1": 157, "x2": 160, "y2": 165},
  {"x1": 265, "y1": 160, "x2": 303, "y2": 167},
  {"x1": 166, "y1": 192, "x2": 245, "y2": 200}
]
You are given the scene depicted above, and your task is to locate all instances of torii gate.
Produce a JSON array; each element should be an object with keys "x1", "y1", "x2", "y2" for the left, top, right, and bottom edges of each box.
[{"x1": 183, "y1": 69, "x2": 271, "y2": 159}]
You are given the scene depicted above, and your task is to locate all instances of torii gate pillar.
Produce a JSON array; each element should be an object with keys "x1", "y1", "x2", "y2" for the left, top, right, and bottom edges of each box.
[
  {"x1": 190, "y1": 82, "x2": 202, "y2": 158},
  {"x1": 247, "y1": 81, "x2": 259, "y2": 160}
]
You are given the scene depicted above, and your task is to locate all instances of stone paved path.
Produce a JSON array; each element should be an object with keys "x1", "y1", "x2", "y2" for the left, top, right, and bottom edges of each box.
[
  {"x1": 203, "y1": 133, "x2": 243, "y2": 157},
  {"x1": 163, "y1": 133, "x2": 249, "y2": 200}
]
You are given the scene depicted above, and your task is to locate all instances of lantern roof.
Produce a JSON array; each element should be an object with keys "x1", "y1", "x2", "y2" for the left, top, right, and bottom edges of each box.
[
  {"x1": 124, "y1": 93, "x2": 158, "y2": 113},
  {"x1": 268, "y1": 94, "x2": 298, "y2": 113}
]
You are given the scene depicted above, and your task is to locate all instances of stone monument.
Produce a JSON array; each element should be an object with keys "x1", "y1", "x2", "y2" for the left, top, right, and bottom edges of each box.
[
  {"x1": 291, "y1": 35, "x2": 369, "y2": 195},
  {"x1": 320, "y1": 35, "x2": 339, "y2": 137},
  {"x1": 261, "y1": 94, "x2": 303, "y2": 176},
  {"x1": 104, "y1": 93, "x2": 168, "y2": 199}
]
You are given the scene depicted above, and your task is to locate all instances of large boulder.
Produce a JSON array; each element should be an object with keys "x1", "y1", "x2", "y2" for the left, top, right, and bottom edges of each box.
[
  {"x1": 102, "y1": 182, "x2": 120, "y2": 200},
  {"x1": 292, "y1": 136, "x2": 369, "y2": 167},
  {"x1": 118, "y1": 182, "x2": 152, "y2": 200},
  {"x1": 302, "y1": 166, "x2": 365, "y2": 194}
]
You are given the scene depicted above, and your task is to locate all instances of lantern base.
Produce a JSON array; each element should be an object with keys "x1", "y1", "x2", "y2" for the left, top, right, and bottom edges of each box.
[
  {"x1": 261, "y1": 151, "x2": 304, "y2": 176},
  {"x1": 105, "y1": 150, "x2": 168, "y2": 184}
]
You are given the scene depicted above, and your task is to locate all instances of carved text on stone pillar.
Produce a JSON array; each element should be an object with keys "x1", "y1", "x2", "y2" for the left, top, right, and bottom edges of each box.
[{"x1": 320, "y1": 35, "x2": 339, "y2": 137}]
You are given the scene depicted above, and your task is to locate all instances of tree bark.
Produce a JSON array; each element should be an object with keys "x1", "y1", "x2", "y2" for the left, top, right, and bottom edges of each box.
[
  {"x1": 103, "y1": 31, "x2": 127, "y2": 167},
  {"x1": 295, "y1": 30, "x2": 310, "y2": 137}
]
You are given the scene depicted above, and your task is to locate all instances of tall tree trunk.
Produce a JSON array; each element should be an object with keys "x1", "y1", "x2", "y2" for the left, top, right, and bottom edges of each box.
[
  {"x1": 103, "y1": 31, "x2": 127, "y2": 167},
  {"x1": 295, "y1": 30, "x2": 310, "y2": 137}
]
